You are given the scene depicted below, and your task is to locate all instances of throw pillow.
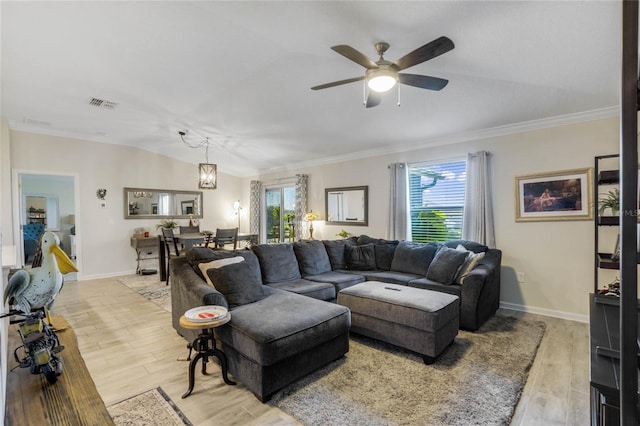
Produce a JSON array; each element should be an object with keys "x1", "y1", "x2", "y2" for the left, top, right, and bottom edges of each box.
[
  {"x1": 198, "y1": 256, "x2": 245, "y2": 288},
  {"x1": 206, "y1": 261, "x2": 266, "y2": 307},
  {"x1": 323, "y1": 239, "x2": 357, "y2": 270},
  {"x1": 345, "y1": 244, "x2": 377, "y2": 270},
  {"x1": 186, "y1": 248, "x2": 237, "y2": 279},
  {"x1": 374, "y1": 241, "x2": 399, "y2": 270},
  {"x1": 426, "y1": 246, "x2": 470, "y2": 285},
  {"x1": 454, "y1": 244, "x2": 486, "y2": 284}
]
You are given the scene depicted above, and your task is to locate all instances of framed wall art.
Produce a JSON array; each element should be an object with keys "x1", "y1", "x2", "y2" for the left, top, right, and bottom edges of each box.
[{"x1": 515, "y1": 168, "x2": 593, "y2": 222}]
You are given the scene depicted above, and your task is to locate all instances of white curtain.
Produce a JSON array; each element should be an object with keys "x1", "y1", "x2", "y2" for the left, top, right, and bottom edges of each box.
[
  {"x1": 249, "y1": 180, "x2": 261, "y2": 240},
  {"x1": 462, "y1": 151, "x2": 495, "y2": 248},
  {"x1": 388, "y1": 163, "x2": 410, "y2": 241},
  {"x1": 294, "y1": 174, "x2": 308, "y2": 241}
]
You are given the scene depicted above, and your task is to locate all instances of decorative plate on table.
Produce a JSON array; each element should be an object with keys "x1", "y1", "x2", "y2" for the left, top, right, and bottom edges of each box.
[{"x1": 185, "y1": 306, "x2": 228, "y2": 322}]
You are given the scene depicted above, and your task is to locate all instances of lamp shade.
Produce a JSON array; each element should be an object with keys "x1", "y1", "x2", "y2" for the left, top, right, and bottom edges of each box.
[
  {"x1": 199, "y1": 163, "x2": 217, "y2": 189},
  {"x1": 68, "y1": 214, "x2": 75, "y2": 225},
  {"x1": 304, "y1": 211, "x2": 320, "y2": 221}
]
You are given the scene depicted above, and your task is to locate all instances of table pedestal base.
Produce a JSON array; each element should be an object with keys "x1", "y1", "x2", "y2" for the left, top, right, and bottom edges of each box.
[{"x1": 182, "y1": 329, "x2": 235, "y2": 398}]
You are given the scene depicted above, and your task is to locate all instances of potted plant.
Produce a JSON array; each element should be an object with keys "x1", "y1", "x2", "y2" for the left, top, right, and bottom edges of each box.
[
  {"x1": 598, "y1": 188, "x2": 619, "y2": 216},
  {"x1": 337, "y1": 230, "x2": 351, "y2": 239},
  {"x1": 156, "y1": 218, "x2": 179, "y2": 230}
]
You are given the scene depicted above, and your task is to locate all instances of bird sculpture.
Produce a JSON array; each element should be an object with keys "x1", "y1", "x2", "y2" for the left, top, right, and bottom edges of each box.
[{"x1": 4, "y1": 231, "x2": 78, "y2": 315}]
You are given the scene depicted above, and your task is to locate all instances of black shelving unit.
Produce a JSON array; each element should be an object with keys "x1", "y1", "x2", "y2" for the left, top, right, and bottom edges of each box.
[{"x1": 593, "y1": 154, "x2": 625, "y2": 303}]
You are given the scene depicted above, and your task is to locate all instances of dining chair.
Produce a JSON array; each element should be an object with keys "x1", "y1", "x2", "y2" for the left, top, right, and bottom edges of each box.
[
  {"x1": 214, "y1": 228, "x2": 239, "y2": 250},
  {"x1": 178, "y1": 225, "x2": 200, "y2": 249},
  {"x1": 179, "y1": 225, "x2": 200, "y2": 234},
  {"x1": 162, "y1": 228, "x2": 184, "y2": 285}
]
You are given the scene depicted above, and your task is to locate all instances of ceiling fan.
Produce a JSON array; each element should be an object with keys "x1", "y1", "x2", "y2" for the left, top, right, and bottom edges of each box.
[{"x1": 311, "y1": 36, "x2": 455, "y2": 108}]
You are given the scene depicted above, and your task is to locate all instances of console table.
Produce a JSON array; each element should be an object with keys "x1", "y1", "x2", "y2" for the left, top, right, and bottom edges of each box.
[
  {"x1": 130, "y1": 237, "x2": 158, "y2": 274},
  {"x1": 589, "y1": 294, "x2": 640, "y2": 425}
]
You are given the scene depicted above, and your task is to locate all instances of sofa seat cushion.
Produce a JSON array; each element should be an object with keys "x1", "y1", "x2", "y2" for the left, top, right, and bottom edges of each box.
[
  {"x1": 408, "y1": 277, "x2": 463, "y2": 298},
  {"x1": 252, "y1": 243, "x2": 302, "y2": 283},
  {"x1": 390, "y1": 241, "x2": 440, "y2": 276},
  {"x1": 293, "y1": 240, "x2": 332, "y2": 276},
  {"x1": 305, "y1": 271, "x2": 366, "y2": 291},
  {"x1": 216, "y1": 287, "x2": 350, "y2": 365},
  {"x1": 267, "y1": 278, "x2": 336, "y2": 301},
  {"x1": 359, "y1": 270, "x2": 422, "y2": 285}
]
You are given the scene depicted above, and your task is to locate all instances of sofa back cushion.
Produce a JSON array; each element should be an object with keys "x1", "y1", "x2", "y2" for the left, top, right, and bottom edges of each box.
[
  {"x1": 251, "y1": 243, "x2": 302, "y2": 283},
  {"x1": 293, "y1": 240, "x2": 332, "y2": 276},
  {"x1": 323, "y1": 238, "x2": 357, "y2": 270},
  {"x1": 443, "y1": 240, "x2": 489, "y2": 253},
  {"x1": 345, "y1": 243, "x2": 377, "y2": 270},
  {"x1": 234, "y1": 249, "x2": 263, "y2": 284},
  {"x1": 390, "y1": 241, "x2": 440, "y2": 275}
]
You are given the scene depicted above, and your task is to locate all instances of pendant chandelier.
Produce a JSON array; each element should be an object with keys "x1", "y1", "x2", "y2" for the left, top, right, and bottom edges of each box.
[{"x1": 179, "y1": 131, "x2": 217, "y2": 190}]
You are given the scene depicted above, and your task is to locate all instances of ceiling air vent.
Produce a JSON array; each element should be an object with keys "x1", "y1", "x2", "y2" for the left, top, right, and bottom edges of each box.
[{"x1": 88, "y1": 97, "x2": 118, "y2": 110}]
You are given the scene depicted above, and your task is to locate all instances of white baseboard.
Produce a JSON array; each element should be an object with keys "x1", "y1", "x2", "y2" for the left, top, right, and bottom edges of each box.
[
  {"x1": 76, "y1": 270, "x2": 138, "y2": 281},
  {"x1": 500, "y1": 301, "x2": 588, "y2": 324}
]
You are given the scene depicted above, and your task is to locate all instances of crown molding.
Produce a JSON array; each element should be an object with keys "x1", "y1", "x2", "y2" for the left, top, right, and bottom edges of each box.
[{"x1": 256, "y1": 106, "x2": 620, "y2": 176}]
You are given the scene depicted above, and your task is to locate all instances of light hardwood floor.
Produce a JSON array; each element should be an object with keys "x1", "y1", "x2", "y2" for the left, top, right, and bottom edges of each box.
[{"x1": 51, "y1": 277, "x2": 590, "y2": 426}]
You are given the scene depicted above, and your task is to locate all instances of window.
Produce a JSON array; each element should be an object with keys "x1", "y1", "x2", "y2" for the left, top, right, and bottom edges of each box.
[{"x1": 408, "y1": 159, "x2": 466, "y2": 243}]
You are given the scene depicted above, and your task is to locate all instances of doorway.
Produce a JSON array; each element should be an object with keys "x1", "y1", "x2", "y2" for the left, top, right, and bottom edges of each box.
[
  {"x1": 15, "y1": 172, "x2": 78, "y2": 277},
  {"x1": 264, "y1": 185, "x2": 296, "y2": 243}
]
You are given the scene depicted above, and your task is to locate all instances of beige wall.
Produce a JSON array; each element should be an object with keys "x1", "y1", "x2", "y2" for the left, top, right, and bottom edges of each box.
[
  {"x1": 254, "y1": 116, "x2": 620, "y2": 321},
  {"x1": 9, "y1": 130, "x2": 246, "y2": 279},
  {"x1": 6, "y1": 115, "x2": 623, "y2": 320}
]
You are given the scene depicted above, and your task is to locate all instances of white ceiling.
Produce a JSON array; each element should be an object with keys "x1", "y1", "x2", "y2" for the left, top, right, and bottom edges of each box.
[{"x1": 1, "y1": 1, "x2": 623, "y2": 176}]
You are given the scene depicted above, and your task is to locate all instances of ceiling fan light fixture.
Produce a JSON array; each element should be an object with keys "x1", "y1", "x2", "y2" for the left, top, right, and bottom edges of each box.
[{"x1": 366, "y1": 68, "x2": 398, "y2": 93}]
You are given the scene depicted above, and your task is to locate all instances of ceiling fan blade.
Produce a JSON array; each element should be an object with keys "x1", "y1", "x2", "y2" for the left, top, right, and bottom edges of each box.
[
  {"x1": 366, "y1": 91, "x2": 382, "y2": 108},
  {"x1": 311, "y1": 76, "x2": 365, "y2": 90},
  {"x1": 398, "y1": 73, "x2": 449, "y2": 91},
  {"x1": 331, "y1": 45, "x2": 378, "y2": 70},
  {"x1": 394, "y1": 36, "x2": 455, "y2": 71}
]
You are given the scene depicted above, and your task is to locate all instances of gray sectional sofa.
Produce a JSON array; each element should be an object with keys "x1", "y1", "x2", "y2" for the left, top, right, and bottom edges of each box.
[{"x1": 170, "y1": 236, "x2": 501, "y2": 401}]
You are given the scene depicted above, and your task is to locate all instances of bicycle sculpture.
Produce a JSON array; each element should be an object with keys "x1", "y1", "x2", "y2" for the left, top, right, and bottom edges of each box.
[{"x1": 3, "y1": 231, "x2": 78, "y2": 384}]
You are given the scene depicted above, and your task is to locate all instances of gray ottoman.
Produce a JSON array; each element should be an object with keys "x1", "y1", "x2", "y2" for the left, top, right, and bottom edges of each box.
[{"x1": 337, "y1": 281, "x2": 459, "y2": 364}]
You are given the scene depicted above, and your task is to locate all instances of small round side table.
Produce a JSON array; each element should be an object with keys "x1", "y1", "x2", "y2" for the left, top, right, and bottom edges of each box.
[{"x1": 179, "y1": 312, "x2": 236, "y2": 398}]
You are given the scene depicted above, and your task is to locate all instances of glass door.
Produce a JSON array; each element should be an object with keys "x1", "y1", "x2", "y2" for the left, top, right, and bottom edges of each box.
[{"x1": 265, "y1": 186, "x2": 296, "y2": 243}]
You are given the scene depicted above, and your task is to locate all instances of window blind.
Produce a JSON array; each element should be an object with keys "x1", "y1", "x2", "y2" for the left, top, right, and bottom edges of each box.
[{"x1": 408, "y1": 159, "x2": 467, "y2": 243}]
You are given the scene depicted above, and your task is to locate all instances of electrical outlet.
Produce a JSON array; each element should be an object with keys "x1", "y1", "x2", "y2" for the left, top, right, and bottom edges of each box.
[{"x1": 517, "y1": 272, "x2": 525, "y2": 283}]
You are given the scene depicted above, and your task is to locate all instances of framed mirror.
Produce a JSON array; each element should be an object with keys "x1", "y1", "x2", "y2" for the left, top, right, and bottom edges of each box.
[
  {"x1": 325, "y1": 186, "x2": 368, "y2": 226},
  {"x1": 124, "y1": 187, "x2": 203, "y2": 219}
]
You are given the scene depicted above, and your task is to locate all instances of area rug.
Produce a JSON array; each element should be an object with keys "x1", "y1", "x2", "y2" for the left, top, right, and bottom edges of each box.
[
  {"x1": 117, "y1": 274, "x2": 171, "y2": 312},
  {"x1": 270, "y1": 315, "x2": 545, "y2": 426},
  {"x1": 108, "y1": 387, "x2": 192, "y2": 426}
]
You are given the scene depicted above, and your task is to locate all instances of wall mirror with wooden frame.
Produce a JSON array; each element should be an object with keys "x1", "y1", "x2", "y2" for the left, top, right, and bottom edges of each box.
[
  {"x1": 325, "y1": 186, "x2": 368, "y2": 226},
  {"x1": 124, "y1": 188, "x2": 203, "y2": 219}
]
